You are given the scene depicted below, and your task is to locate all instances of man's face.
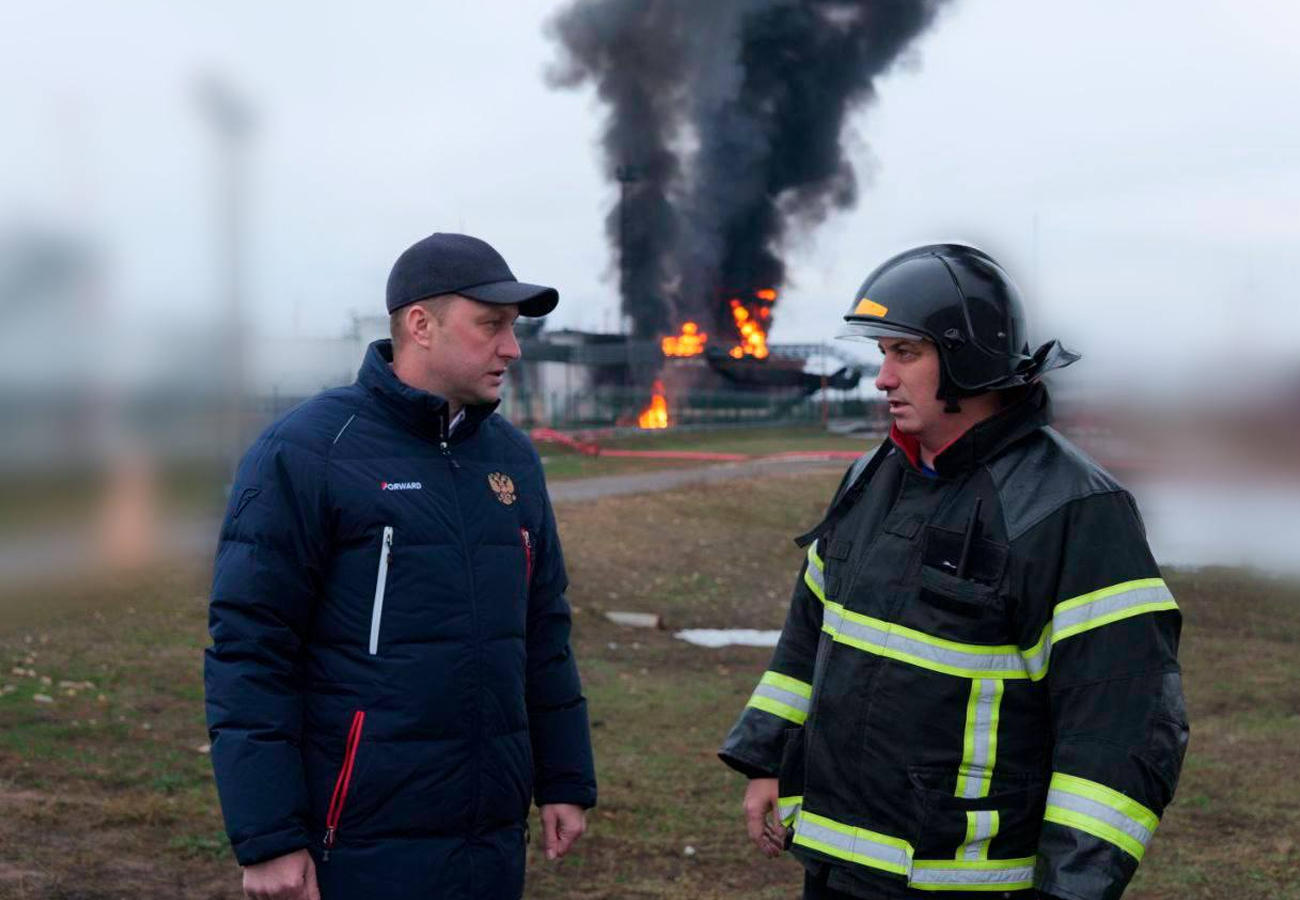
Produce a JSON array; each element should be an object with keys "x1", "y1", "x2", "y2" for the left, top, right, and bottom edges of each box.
[
  {"x1": 874, "y1": 336, "x2": 943, "y2": 435},
  {"x1": 422, "y1": 296, "x2": 522, "y2": 406}
]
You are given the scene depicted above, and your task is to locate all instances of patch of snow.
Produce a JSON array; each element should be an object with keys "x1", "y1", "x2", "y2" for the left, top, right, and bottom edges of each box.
[{"x1": 674, "y1": 629, "x2": 781, "y2": 648}]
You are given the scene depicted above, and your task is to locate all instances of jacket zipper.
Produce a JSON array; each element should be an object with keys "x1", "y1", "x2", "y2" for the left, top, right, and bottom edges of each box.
[
  {"x1": 440, "y1": 412, "x2": 483, "y2": 827},
  {"x1": 439, "y1": 411, "x2": 461, "y2": 469},
  {"x1": 521, "y1": 528, "x2": 533, "y2": 590},
  {"x1": 368, "y1": 526, "x2": 394, "y2": 656},
  {"x1": 322, "y1": 709, "x2": 366, "y2": 862}
]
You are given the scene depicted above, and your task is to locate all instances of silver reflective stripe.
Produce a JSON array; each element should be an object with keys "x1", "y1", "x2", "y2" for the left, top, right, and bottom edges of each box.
[
  {"x1": 1022, "y1": 635, "x2": 1051, "y2": 680},
  {"x1": 804, "y1": 542, "x2": 826, "y2": 600},
  {"x1": 828, "y1": 611, "x2": 1025, "y2": 677},
  {"x1": 368, "y1": 526, "x2": 394, "y2": 656},
  {"x1": 746, "y1": 671, "x2": 812, "y2": 724},
  {"x1": 823, "y1": 603, "x2": 845, "y2": 631},
  {"x1": 909, "y1": 860, "x2": 1035, "y2": 888},
  {"x1": 957, "y1": 680, "x2": 1002, "y2": 799},
  {"x1": 792, "y1": 812, "x2": 911, "y2": 874},
  {"x1": 960, "y1": 811, "x2": 997, "y2": 861},
  {"x1": 1021, "y1": 579, "x2": 1177, "y2": 680},
  {"x1": 1047, "y1": 788, "x2": 1154, "y2": 847},
  {"x1": 1052, "y1": 583, "x2": 1175, "y2": 637},
  {"x1": 752, "y1": 683, "x2": 810, "y2": 717}
]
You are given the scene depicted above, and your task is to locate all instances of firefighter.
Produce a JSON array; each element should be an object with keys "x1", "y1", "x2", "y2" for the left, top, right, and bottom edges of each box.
[{"x1": 720, "y1": 244, "x2": 1188, "y2": 900}]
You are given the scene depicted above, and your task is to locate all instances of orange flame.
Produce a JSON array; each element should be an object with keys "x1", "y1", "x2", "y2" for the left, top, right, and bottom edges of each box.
[
  {"x1": 659, "y1": 288, "x2": 775, "y2": 362},
  {"x1": 662, "y1": 321, "x2": 707, "y2": 357},
  {"x1": 728, "y1": 291, "x2": 772, "y2": 360},
  {"x1": 637, "y1": 379, "x2": 670, "y2": 429}
]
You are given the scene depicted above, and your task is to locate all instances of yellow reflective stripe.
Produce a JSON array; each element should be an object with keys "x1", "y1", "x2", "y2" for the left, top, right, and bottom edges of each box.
[
  {"x1": 955, "y1": 680, "x2": 1003, "y2": 798},
  {"x1": 808, "y1": 541, "x2": 825, "y2": 573},
  {"x1": 1045, "y1": 805, "x2": 1147, "y2": 862},
  {"x1": 1050, "y1": 773, "x2": 1159, "y2": 831},
  {"x1": 1020, "y1": 578, "x2": 1178, "y2": 682},
  {"x1": 746, "y1": 694, "x2": 807, "y2": 724},
  {"x1": 804, "y1": 542, "x2": 827, "y2": 602},
  {"x1": 1045, "y1": 772, "x2": 1159, "y2": 862},
  {"x1": 777, "y1": 795, "x2": 802, "y2": 827},
  {"x1": 760, "y1": 670, "x2": 812, "y2": 699},
  {"x1": 743, "y1": 665, "x2": 811, "y2": 723},
  {"x1": 1053, "y1": 577, "x2": 1170, "y2": 617},
  {"x1": 909, "y1": 856, "x2": 1035, "y2": 891},
  {"x1": 955, "y1": 810, "x2": 998, "y2": 862},
  {"x1": 791, "y1": 809, "x2": 913, "y2": 876},
  {"x1": 823, "y1": 601, "x2": 1028, "y2": 680},
  {"x1": 746, "y1": 670, "x2": 813, "y2": 723}
]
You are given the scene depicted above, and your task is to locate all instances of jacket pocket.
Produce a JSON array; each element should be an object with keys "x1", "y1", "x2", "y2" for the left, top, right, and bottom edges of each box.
[
  {"x1": 367, "y1": 526, "x2": 393, "y2": 656},
  {"x1": 918, "y1": 564, "x2": 1003, "y2": 616},
  {"x1": 908, "y1": 767, "x2": 1046, "y2": 869},
  {"x1": 920, "y1": 524, "x2": 1007, "y2": 591},
  {"x1": 322, "y1": 709, "x2": 367, "y2": 861}
]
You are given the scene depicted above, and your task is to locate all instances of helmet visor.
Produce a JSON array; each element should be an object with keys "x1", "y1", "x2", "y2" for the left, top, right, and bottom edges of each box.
[{"x1": 836, "y1": 320, "x2": 930, "y2": 344}]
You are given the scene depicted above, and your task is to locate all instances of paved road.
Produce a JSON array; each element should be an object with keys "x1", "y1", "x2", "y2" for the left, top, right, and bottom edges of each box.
[{"x1": 549, "y1": 455, "x2": 845, "y2": 503}]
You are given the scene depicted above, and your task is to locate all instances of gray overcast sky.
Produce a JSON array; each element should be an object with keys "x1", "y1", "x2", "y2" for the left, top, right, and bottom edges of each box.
[{"x1": 3, "y1": 0, "x2": 1298, "y2": 388}]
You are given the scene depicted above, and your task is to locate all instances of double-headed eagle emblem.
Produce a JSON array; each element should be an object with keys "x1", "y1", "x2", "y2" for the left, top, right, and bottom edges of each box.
[{"x1": 488, "y1": 472, "x2": 516, "y2": 506}]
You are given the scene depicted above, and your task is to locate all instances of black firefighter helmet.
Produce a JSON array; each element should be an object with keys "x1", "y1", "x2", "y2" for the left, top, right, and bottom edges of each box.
[{"x1": 837, "y1": 243, "x2": 1079, "y2": 407}]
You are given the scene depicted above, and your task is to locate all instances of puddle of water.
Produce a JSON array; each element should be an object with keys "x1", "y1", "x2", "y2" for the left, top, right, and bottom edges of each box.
[{"x1": 674, "y1": 629, "x2": 781, "y2": 648}]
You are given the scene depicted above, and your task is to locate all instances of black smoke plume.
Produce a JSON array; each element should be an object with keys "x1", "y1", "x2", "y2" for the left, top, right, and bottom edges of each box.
[{"x1": 548, "y1": 0, "x2": 950, "y2": 341}]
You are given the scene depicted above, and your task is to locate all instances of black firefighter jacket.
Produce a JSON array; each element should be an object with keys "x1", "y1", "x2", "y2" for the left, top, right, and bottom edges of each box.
[
  {"x1": 720, "y1": 385, "x2": 1188, "y2": 900},
  {"x1": 205, "y1": 340, "x2": 596, "y2": 899}
]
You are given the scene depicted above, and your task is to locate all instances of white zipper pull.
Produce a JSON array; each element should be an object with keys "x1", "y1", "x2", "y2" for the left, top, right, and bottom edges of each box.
[{"x1": 368, "y1": 527, "x2": 394, "y2": 655}]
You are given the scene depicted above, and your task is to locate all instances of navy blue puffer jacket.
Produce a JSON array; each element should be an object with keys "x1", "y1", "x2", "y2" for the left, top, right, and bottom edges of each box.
[{"x1": 205, "y1": 340, "x2": 596, "y2": 899}]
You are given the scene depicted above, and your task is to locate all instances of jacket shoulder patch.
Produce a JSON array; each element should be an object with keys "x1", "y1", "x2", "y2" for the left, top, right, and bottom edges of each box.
[{"x1": 987, "y1": 429, "x2": 1123, "y2": 540}]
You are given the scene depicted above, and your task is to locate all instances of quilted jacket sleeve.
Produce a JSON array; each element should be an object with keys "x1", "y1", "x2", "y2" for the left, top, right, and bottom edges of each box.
[{"x1": 204, "y1": 431, "x2": 330, "y2": 866}]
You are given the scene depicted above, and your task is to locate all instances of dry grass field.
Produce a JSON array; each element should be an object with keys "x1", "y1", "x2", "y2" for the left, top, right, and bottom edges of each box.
[{"x1": 1, "y1": 469, "x2": 1296, "y2": 899}]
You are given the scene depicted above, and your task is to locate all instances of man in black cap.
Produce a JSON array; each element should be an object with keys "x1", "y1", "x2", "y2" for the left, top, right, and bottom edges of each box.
[{"x1": 205, "y1": 233, "x2": 596, "y2": 899}]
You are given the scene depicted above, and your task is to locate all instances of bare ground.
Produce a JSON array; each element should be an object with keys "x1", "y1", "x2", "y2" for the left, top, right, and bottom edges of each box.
[{"x1": 1, "y1": 470, "x2": 1296, "y2": 899}]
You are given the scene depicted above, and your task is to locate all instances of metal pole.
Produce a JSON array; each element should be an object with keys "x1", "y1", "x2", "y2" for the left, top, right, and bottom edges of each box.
[{"x1": 196, "y1": 76, "x2": 255, "y2": 484}]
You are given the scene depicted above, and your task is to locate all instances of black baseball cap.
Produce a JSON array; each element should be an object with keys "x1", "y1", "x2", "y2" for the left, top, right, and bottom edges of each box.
[{"x1": 386, "y1": 233, "x2": 559, "y2": 317}]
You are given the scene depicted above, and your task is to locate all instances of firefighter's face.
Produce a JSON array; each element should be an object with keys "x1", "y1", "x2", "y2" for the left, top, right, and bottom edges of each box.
[
  {"x1": 417, "y1": 296, "x2": 522, "y2": 406},
  {"x1": 875, "y1": 337, "x2": 943, "y2": 435}
]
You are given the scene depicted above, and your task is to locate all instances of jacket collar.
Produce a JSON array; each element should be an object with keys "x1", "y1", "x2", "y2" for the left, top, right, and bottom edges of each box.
[
  {"x1": 890, "y1": 383, "x2": 1052, "y2": 477},
  {"x1": 356, "y1": 339, "x2": 498, "y2": 444}
]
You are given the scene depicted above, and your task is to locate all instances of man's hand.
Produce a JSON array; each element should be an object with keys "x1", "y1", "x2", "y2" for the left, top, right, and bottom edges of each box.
[
  {"x1": 539, "y1": 803, "x2": 587, "y2": 861},
  {"x1": 242, "y1": 848, "x2": 320, "y2": 900},
  {"x1": 743, "y1": 777, "x2": 786, "y2": 859}
]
